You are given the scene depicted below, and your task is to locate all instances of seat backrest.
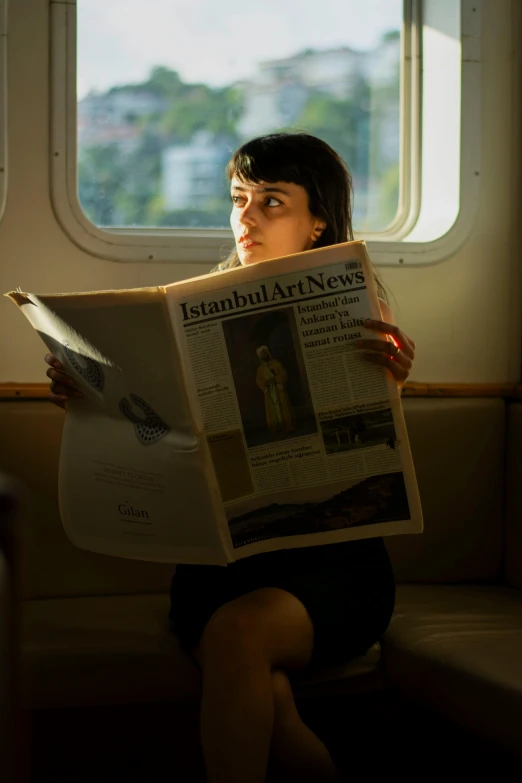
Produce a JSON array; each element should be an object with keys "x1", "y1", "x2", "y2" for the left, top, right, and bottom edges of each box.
[
  {"x1": 0, "y1": 397, "x2": 507, "y2": 597},
  {"x1": 0, "y1": 543, "x2": 11, "y2": 781},
  {"x1": 386, "y1": 397, "x2": 505, "y2": 583},
  {"x1": 0, "y1": 402, "x2": 174, "y2": 599},
  {"x1": 0, "y1": 474, "x2": 24, "y2": 783},
  {"x1": 505, "y1": 402, "x2": 522, "y2": 589}
]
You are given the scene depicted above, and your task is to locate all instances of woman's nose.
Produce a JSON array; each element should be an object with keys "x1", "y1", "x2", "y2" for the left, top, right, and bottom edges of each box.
[{"x1": 239, "y1": 202, "x2": 256, "y2": 225}]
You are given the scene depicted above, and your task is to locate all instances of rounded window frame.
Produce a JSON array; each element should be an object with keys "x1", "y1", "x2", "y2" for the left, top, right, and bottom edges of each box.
[{"x1": 50, "y1": 0, "x2": 481, "y2": 267}]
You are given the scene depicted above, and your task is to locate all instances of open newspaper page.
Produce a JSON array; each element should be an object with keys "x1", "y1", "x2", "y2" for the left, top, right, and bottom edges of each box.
[
  {"x1": 7, "y1": 288, "x2": 234, "y2": 565},
  {"x1": 167, "y1": 240, "x2": 423, "y2": 561}
]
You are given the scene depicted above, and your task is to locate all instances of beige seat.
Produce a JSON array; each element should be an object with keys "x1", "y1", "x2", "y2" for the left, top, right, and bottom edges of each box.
[
  {"x1": 21, "y1": 590, "x2": 384, "y2": 710},
  {"x1": 0, "y1": 401, "x2": 383, "y2": 715},
  {"x1": 381, "y1": 398, "x2": 522, "y2": 759},
  {"x1": 1, "y1": 396, "x2": 522, "y2": 775},
  {"x1": 384, "y1": 584, "x2": 522, "y2": 756},
  {"x1": 0, "y1": 475, "x2": 26, "y2": 783},
  {"x1": 0, "y1": 507, "x2": 11, "y2": 782}
]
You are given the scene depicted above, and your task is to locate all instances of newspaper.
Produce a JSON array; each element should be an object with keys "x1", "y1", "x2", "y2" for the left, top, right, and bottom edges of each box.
[{"x1": 6, "y1": 240, "x2": 423, "y2": 565}]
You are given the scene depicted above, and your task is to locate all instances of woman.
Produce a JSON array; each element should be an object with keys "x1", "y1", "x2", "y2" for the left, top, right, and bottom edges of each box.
[{"x1": 45, "y1": 132, "x2": 415, "y2": 783}]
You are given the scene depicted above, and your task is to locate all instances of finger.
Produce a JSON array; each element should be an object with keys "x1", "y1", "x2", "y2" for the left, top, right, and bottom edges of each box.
[
  {"x1": 392, "y1": 337, "x2": 414, "y2": 361},
  {"x1": 356, "y1": 338, "x2": 412, "y2": 361},
  {"x1": 47, "y1": 393, "x2": 67, "y2": 410},
  {"x1": 361, "y1": 351, "x2": 410, "y2": 382},
  {"x1": 50, "y1": 382, "x2": 81, "y2": 397},
  {"x1": 363, "y1": 351, "x2": 409, "y2": 382},
  {"x1": 44, "y1": 353, "x2": 62, "y2": 370},
  {"x1": 50, "y1": 380, "x2": 83, "y2": 398},
  {"x1": 363, "y1": 318, "x2": 399, "y2": 334},
  {"x1": 46, "y1": 367, "x2": 78, "y2": 388},
  {"x1": 402, "y1": 334, "x2": 416, "y2": 353},
  {"x1": 357, "y1": 339, "x2": 412, "y2": 369},
  {"x1": 363, "y1": 319, "x2": 413, "y2": 358},
  {"x1": 48, "y1": 369, "x2": 83, "y2": 397}
]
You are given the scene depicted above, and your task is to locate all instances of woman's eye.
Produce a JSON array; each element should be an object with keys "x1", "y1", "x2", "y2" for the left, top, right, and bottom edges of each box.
[
  {"x1": 265, "y1": 197, "x2": 281, "y2": 207},
  {"x1": 231, "y1": 195, "x2": 244, "y2": 205}
]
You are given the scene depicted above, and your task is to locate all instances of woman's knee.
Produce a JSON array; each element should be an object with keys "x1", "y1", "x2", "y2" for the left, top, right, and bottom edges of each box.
[
  {"x1": 198, "y1": 602, "x2": 269, "y2": 669},
  {"x1": 196, "y1": 588, "x2": 314, "y2": 672}
]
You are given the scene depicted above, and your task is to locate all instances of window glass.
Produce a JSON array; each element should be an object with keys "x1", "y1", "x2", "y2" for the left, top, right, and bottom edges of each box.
[{"x1": 77, "y1": 0, "x2": 402, "y2": 232}]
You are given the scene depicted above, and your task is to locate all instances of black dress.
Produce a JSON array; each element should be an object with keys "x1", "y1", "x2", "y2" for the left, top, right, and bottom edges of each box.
[{"x1": 169, "y1": 535, "x2": 395, "y2": 673}]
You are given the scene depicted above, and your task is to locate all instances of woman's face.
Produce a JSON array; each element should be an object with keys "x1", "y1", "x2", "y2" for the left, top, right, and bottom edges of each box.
[{"x1": 230, "y1": 177, "x2": 326, "y2": 266}]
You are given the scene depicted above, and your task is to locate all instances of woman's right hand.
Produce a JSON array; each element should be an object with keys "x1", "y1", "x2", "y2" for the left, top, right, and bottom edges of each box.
[{"x1": 45, "y1": 353, "x2": 83, "y2": 410}]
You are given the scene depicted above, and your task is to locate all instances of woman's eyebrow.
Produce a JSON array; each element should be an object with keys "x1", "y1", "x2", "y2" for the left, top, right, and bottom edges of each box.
[{"x1": 231, "y1": 185, "x2": 291, "y2": 196}]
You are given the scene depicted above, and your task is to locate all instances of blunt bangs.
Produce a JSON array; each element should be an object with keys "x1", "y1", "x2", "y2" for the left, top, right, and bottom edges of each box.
[{"x1": 227, "y1": 135, "x2": 311, "y2": 189}]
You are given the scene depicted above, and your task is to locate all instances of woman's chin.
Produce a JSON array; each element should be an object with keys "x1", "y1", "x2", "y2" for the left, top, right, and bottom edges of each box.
[{"x1": 238, "y1": 245, "x2": 267, "y2": 265}]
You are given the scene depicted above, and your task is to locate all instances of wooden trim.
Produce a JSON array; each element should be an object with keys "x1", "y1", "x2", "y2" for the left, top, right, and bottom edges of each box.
[
  {"x1": 0, "y1": 383, "x2": 51, "y2": 399},
  {"x1": 2, "y1": 381, "x2": 522, "y2": 400},
  {"x1": 402, "y1": 382, "x2": 522, "y2": 399}
]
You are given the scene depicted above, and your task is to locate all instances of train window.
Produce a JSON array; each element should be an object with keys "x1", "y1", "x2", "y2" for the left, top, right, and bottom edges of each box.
[
  {"x1": 50, "y1": 1, "x2": 481, "y2": 265},
  {"x1": 0, "y1": 0, "x2": 6, "y2": 223}
]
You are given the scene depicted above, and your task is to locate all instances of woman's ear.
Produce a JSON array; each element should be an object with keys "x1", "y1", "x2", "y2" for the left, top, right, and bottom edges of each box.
[{"x1": 312, "y1": 221, "x2": 327, "y2": 240}]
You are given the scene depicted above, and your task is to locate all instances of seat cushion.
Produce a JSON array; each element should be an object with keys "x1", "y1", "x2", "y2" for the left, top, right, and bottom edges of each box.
[
  {"x1": 0, "y1": 553, "x2": 11, "y2": 780},
  {"x1": 20, "y1": 593, "x2": 384, "y2": 710},
  {"x1": 506, "y1": 403, "x2": 522, "y2": 589},
  {"x1": 20, "y1": 594, "x2": 199, "y2": 709},
  {"x1": 383, "y1": 584, "x2": 522, "y2": 757},
  {"x1": 291, "y1": 642, "x2": 384, "y2": 697}
]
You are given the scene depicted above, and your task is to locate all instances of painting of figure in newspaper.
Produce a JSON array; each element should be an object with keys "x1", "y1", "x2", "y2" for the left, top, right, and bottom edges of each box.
[
  {"x1": 319, "y1": 407, "x2": 397, "y2": 454},
  {"x1": 221, "y1": 307, "x2": 317, "y2": 448}
]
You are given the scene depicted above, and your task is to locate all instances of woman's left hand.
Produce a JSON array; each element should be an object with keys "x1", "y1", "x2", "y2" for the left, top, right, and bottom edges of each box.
[{"x1": 356, "y1": 318, "x2": 416, "y2": 388}]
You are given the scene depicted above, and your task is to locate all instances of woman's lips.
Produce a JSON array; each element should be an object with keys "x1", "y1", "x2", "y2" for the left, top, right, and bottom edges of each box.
[{"x1": 239, "y1": 236, "x2": 260, "y2": 248}]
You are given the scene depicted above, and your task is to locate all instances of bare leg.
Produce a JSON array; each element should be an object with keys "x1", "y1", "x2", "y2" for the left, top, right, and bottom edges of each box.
[
  {"x1": 194, "y1": 587, "x2": 316, "y2": 783},
  {"x1": 267, "y1": 671, "x2": 341, "y2": 782},
  {"x1": 200, "y1": 641, "x2": 273, "y2": 783}
]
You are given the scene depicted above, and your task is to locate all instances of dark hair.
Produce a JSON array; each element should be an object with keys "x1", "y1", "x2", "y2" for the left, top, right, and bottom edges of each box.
[{"x1": 214, "y1": 131, "x2": 387, "y2": 302}]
